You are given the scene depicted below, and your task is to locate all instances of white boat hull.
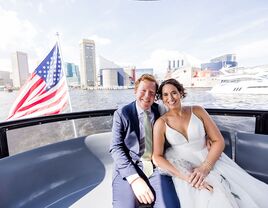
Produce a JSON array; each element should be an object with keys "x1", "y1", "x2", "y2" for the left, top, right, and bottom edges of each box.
[{"x1": 210, "y1": 81, "x2": 268, "y2": 94}]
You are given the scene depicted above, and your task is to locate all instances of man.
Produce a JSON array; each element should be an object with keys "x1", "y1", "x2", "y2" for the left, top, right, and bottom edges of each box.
[{"x1": 110, "y1": 74, "x2": 180, "y2": 208}]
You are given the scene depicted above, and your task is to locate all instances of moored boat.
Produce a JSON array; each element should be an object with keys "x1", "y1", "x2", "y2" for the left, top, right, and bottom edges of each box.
[{"x1": 210, "y1": 66, "x2": 268, "y2": 94}]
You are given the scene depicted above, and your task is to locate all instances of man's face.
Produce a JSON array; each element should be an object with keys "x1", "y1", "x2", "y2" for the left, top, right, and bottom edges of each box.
[{"x1": 135, "y1": 80, "x2": 156, "y2": 110}]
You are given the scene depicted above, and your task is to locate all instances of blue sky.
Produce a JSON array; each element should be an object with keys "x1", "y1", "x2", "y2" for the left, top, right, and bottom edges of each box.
[{"x1": 0, "y1": 0, "x2": 268, "y2": 76}]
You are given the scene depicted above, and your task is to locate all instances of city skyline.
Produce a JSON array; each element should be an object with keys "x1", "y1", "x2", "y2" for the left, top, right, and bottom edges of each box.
[
  {"x1": 79, "y1": 39, "x2": 96, "y2": 87},
  {"x1": 0, "y1": 0, "x2": 268, "y2": 77}
]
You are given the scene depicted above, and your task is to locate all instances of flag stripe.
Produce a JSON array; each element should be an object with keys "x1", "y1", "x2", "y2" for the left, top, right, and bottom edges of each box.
[
  {"x1": 7, "y1": 76, "x2": 44, "y2": 116},
  {"x1": 14, "y1": 84, "x2": 67, "y2": 117},
  {"x1": 17, "y1": 79, "x2": 66, "y2": 112},
  {"x1": 21, "y1": 76, "x2": 65, "y2": 108},
  {"x1": 11, "y1": 90, "x2": 68, "y2": 119},
  {"x1": 7, "y1": 43, "x2": 68, "y2": 120}
]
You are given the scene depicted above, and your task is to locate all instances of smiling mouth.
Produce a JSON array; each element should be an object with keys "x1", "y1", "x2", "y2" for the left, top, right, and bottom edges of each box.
[
  {"x1": 167, "y1": 100, "x2": 176, "y2": 105},
  {"x1": 142, "y1": 100, "x2": 150, "y2": 104}
]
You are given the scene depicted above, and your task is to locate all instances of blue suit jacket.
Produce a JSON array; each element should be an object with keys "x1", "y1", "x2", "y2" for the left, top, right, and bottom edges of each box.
[{"x1": 110, "y1": 101, "x2": 160, "y2": 180}]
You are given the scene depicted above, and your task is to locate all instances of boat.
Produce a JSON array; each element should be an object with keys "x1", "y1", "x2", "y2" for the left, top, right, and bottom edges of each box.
[
  {"x1": 0, "y1": 108, "x2": 268, "y2": 207},
  {"x1": 210, "y1": 65, "x2": 268, "y2": 94}
]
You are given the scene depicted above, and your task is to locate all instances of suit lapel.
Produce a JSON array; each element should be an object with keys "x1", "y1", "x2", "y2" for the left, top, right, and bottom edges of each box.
[
  {"x1": 130, "y1": 101, "x2": 140, "y2": 138},
  {"x1": 151, "y1": 103, "x2": 160, "y2": 123}
]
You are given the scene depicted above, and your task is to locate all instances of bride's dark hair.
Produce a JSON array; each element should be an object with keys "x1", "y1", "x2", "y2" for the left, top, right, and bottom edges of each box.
[{"x1": 157, "y1": 78, "x2": 187, "y2": 100}]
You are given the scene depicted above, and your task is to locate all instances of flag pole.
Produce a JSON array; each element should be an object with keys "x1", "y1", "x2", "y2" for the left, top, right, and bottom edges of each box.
[{"x1": 55, "y1": 32, "x2": 78, "y2": 138}]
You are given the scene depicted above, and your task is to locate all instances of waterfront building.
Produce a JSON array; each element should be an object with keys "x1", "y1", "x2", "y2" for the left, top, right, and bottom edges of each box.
[
  {"x1": 135, "y1": 68, "x2": 153, "y2": 81},
  {"x1": 98, "y1": 55, "x2": 120, "y2": 69},
  {"x1": 123, "y1": 66, "x2": 135, "y2": 86},
  {"x1": 0, "y1": 71, "x2": 12, "y2": 87},
  {"x1": 79, "y1": 39, "x2": 96, "y2": 88},
  {"x1": 98, "y1": 56, "x2": 136, "y2": 88},
  {"x1": 201, "y1": 54, "x2": 237, "y2": 71},
  {"x1": 11, "y1": 51, "x2": 29, "y2": 88},
  {"x1": 100, "y1": 68, "x2": 124, "y2": 87},
  {"x1": 167, "y1": 54, "x2": 220, "y2": 88},
  {"x1": 64, "y1": 62, "x2": 80, "y2": 87}
]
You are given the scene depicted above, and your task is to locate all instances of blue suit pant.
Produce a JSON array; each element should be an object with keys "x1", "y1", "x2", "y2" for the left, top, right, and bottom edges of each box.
[{"x1": 112, "y1": 169, "x2": 180, "y2": 208}]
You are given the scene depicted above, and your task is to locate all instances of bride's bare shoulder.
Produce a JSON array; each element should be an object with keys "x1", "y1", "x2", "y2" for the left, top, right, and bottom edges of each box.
[{"x1": 192, "y1": 105, "x2": 206, "y2": 114}]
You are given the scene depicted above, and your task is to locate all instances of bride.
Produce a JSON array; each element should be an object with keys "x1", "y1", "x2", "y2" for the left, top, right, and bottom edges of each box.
[{"x1": 152, "y1": 78, "x2": 268, "y2": 208}]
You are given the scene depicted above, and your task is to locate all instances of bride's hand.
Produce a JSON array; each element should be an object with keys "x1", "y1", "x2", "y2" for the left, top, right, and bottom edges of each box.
[
  {"x1": 178, "y1": 173, "x2": 191, "y2": 182},
  {"x1": 188, "y1": 165, "x2": 210, "y2": 188},
  {"x1": 199, "y1": 181, "x2": 213, "y2": 192}
]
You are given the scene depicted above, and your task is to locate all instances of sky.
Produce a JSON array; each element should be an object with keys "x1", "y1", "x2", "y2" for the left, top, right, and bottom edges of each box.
[{"x1": 0, "y1": 0, "x2": 268, "y2": 76}]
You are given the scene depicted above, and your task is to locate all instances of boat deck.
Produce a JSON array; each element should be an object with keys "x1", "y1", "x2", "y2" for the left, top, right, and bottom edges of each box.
[
  {"x1": 0, "y1": 133, "x2": 113, "y2": 208},
  {"x1": 0, "y1": 128, "x2": 268, "y2": 207}
]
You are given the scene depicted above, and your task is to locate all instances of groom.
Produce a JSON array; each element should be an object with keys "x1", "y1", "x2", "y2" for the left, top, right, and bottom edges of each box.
[{"x1": 110, "y1": 74, "x2": 180, "y2": 208}]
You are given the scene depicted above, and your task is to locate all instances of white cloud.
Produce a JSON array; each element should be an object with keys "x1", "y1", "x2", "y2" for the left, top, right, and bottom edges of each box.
[
  {"x1": 37, "y1": 2, "x2": 45, "y2": 14},
  {"x1": 0, "y1": 59, "x2": 12, "y2": 70},
  {"x1": 88, "y1": 35, "x2": 111, "y2": 46},
  {"x1": 204, "y1": 17, "x2": 268, "y2": 43},
  {"x1": 0, "y1": 6, "x2": 38, "y2": 71},
  {"x1": 141, "y1": 49, "x2": 201, "y2": 76},
  {"x1": 0, "y1": 8, "x2": 37, "y2": 50},
  {"x1": 234, "y1": 39, "x2": 268, "y2": 66}
]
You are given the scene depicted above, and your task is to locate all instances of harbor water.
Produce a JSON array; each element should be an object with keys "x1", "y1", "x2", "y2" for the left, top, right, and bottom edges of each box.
[
  {"x1": 1, "y1": 88, "x2": 268, "y2": 155},
  {"x1": 1, "y1": 88, "x2": 268, "y2": 121}
]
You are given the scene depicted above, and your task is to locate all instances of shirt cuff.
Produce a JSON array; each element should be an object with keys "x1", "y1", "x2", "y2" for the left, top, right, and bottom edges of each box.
[{"x1": 126, "y1": 174, "x2": 140, "y2": 184}]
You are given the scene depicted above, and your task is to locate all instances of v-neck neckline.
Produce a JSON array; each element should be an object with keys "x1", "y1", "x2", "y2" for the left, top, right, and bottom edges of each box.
[{"x1": 165, "y1": 112, "x2": 193, "y2": 143}]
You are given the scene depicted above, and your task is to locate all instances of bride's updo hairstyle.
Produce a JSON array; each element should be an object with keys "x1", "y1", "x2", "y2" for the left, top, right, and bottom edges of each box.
[{"x1": 157, "y1": 78, "x2": 187, "y2": 100}]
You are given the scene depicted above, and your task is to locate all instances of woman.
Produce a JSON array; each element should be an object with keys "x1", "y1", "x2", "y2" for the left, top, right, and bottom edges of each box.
[{"x1": 152, "y1": 78, "x2": 268, "y2": 208}]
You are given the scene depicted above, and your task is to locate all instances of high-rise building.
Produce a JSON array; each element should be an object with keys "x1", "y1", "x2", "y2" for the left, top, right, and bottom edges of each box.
[
  {"x1": 64, "y1": 62, "x2": 80, "y2": 86},
  {"x1": 79, "y1": 39, "x2": 96, "y2": 88},
  {"x1": 11, "y1": 51, "x2": 29, "y2": 88},
  {"x1": 0, "y1": 71, "x2": 12, "y2": 86}
]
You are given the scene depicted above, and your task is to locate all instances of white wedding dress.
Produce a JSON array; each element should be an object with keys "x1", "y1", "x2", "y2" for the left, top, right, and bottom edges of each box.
[{"x1": 162, "y1": 112, "x2": 268, "y2": 208}]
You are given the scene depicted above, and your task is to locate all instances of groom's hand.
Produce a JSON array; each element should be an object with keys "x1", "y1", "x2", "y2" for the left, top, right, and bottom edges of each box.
[{"x1": 131, "y1": 177, "x2": 154, "y2": 204}]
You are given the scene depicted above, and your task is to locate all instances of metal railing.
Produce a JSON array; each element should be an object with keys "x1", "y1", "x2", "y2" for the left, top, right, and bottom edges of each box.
[{"x1": 0, "y1": 108, "x2": 267, "y2": 158}]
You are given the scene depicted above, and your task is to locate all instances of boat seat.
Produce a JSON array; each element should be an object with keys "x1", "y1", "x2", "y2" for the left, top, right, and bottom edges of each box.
[
  {"x1": 0, "y1": 136, "x2": 110, "y2": 208},
  {"x1": 235, "y1": 132, "x2": 268, "y2": 184},
  {"x1": 221, "y1": 130, "x2": 233, "y2": 159},
  {"x1": 70, "y1": 132, "x2": 113, "y2": 207}
]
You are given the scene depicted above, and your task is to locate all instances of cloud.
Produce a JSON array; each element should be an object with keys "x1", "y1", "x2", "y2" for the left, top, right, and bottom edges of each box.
[
  {"x1": 37, "y1": 2, "x2": 45, "y2": 14},
  {"x1": 0, "y1": 6, "x2": 38, "y2": 70},
  {"x1": 234, "y1": 39, "x2": 268, "y2": 66},
  {"x1": 141, "y1": 49, "x2": 201, "y2": 76},
  {"x1": 88, "y1": 35, "x2": 111, "y2": 46},
  {"x1": 204, "y1": 17, "x2": 268, "y2": 43},
  {"x1": 0, "y1": 7, "x2": 37, "y2": 50}
]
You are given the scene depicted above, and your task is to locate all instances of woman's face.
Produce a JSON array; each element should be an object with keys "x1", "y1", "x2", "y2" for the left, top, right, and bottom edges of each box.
[{"x1": 162, "y1": 84, "x2": 181, "y2": 109}]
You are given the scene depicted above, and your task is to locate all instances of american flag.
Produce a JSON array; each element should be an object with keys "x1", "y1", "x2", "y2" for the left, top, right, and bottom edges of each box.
[{"x1": 7, "y1": 43, "x2": 68, "y2": 120}]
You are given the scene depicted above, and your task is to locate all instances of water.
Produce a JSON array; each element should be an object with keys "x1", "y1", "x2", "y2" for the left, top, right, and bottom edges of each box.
[
  {"x1": 1, "y1": 88, "x2": 268, "y2": 155},
  {"x1": 1, "y1": 88, "x2": 268, "y2": 121}
]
